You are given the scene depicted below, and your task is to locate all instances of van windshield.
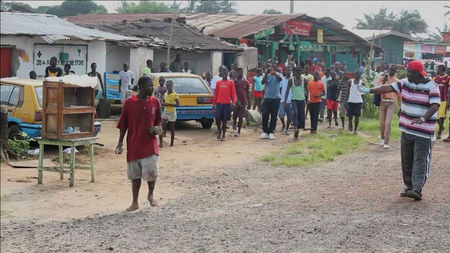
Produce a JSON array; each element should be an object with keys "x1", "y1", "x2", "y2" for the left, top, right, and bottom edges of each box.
[{"x1": 164, "y1": 77, "x2": 210, "y2": 94}]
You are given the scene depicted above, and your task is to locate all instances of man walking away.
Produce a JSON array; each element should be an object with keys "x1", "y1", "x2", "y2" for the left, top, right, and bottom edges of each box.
[
  {"x1": 45, "y1": 57, "x2": 62, "y2": 78},
  {"x1": 307, "y1": 71, "x2": 325, "y2": 133},
  {"x1": 337, "y1": 75, "x2": 349, "y2": 129},
  {"x1": 119, "y1": 64, "x2": 134, "y2": 104},
  {"x1": 279, "y1": 67, "x2": 292, "y2": 135},
  {"x1": 213, "y1": 68, "x2": 236, "y2": 141},
  {"x1": 347, "y1": 70, "x2": 365, "y2": 134},
  {"x1": 232, "y1": 68, "x2": 250, "y2": 137},
  {"x1": 320, "y1": 68, "x2": 331, "y2": 122},
  {"x1": 435, "y1": 64, "x2": 449, "y2": 139},
  {"x1": 261, "y1": 67, "x2": 282, "y2": 140},
  {"x1": 360, "y1": 60, "x2": 440, "y2": 200},
  {"x1": 116, "y1": 76, "x2": 161, "y2": 211}
]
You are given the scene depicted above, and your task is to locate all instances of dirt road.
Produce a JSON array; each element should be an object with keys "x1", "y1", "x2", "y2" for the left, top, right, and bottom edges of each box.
[{"x1": 1, "y1": 120, "x2": 449, "y2": 252}]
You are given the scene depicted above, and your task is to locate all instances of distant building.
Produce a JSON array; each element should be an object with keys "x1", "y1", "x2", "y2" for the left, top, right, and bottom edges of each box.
[
  {"x1": 67, "y1": 16, "x2": 244, "y2": 76},
  {"x1": 68, "y1": 13, "x2": 379, "y2": 72},
  {"x1": 0, "y1": 12, "x2": 138, "y2": 78}
]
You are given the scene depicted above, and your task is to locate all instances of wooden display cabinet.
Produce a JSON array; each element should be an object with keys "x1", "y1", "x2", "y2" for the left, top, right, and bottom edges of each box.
[{"x1": 42, "y1": 80, "x2": 95, "y2": 139}]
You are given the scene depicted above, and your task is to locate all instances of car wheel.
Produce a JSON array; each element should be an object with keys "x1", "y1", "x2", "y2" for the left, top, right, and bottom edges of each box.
[
  {"x1": 7, "y1": 124, "x2": 22, "y2": 140},
  {"x1": 201, "y1": 120, "x2": 213, "y2": 129}
]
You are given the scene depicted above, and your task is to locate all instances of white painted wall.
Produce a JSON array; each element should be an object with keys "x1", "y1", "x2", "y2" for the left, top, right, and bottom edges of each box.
[
  {"x1": 153, "y1": 49, "x2": 214, "y2": 75},
  {"x1": 129, "y1": 47, "x2": 154, "y2": 77},
  {"x1": 0, "y1": 35, "x2": 107, "y2": 78},
  {"x1": 105, "y1": 44, "x2": 130, "y2": 73},
  {"x1": 211, "y1": 51, "x2": 223, "y2": 76}
]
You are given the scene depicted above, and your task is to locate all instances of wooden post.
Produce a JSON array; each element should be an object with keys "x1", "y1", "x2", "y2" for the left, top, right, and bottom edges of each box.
[
  {"x1": 38, "y1": 143, "x2": 44, "y2": 184},
  {"x1": 0, "y1": 106, "x2": 8, "y2": 161},
  {"x1": 70, "y1": 145, "x2": 75, "y2": 187},
  {"x1": 59, "y1": 144, "x2": 64, "y2": 180},
  {"x1": 89, "y1": 143, "x2": 95, "y2": 183}
]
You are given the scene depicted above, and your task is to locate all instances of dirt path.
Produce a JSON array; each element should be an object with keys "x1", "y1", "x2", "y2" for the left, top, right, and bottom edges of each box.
[
  {"x1": 0, "y1": 120, "x2": 284, "y2": 223},
  {"x1": 1, "y1": 120, "x2": 449, "y2": 252}
]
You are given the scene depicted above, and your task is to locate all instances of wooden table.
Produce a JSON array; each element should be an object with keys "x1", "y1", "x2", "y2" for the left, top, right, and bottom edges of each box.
[{"x1": 37, "y1": 137, "x2": 97, "y2": 187}]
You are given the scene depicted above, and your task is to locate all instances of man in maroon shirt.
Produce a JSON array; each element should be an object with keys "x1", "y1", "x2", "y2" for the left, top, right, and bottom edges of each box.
[
  {"x1": 232, "y1": 68, "x2": 250, "y2": 137},
  {"x1": 116, "y1": 76, "x2": 162, "y2": 211}
]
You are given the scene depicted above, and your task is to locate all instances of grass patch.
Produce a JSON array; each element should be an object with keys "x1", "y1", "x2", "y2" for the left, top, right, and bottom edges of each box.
[
  {"x1": 262, "y1": 131, "x2": 367, "y2": 167},
  {"x1": 359, "y1": 116, "x2": 401, "y2": 141}
]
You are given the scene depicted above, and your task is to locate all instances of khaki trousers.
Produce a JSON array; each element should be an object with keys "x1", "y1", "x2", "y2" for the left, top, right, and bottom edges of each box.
[{"x1": 379, "y1": 100, "x2": 395, "y2": 144}]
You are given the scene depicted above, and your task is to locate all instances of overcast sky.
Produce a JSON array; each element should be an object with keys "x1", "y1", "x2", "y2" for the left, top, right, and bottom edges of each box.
[{"x1": 12, "y1": 1, "x2": 449, "y2": 34}]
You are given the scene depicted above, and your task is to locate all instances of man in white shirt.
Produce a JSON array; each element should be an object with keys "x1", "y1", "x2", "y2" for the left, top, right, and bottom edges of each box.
[
  {"x1": 210, "y1": 65, "x2": 226, "y2": 93},
  {"x1": 320, "y1": 68, "x2": 332, "y2": 121},
  {"x1": 119, "y1": 64, "x2": 134, "y2": 103},
  {"x1": 182, "y1": 62, "x2": 192, "y2": 74}
]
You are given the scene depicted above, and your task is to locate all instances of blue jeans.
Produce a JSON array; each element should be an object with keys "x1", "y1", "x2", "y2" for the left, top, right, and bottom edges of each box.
[
  {"x1": 319, "y1": 98, "x2": 326, "y2": 119},
  {"x1": 290, "y1": 100, "x2": 305, "y2": 128},
  {"x1": 262, "y1": 98, "x2": 280, "y2": 134}
]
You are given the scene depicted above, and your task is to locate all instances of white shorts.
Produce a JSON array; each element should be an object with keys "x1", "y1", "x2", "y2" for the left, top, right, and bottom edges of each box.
[
  {"x1": 162, "y1": 110, "x2": 177, "y2": 122},
  {"x1": 127, "y1": 155, "x2": 158, "y2": 181}
]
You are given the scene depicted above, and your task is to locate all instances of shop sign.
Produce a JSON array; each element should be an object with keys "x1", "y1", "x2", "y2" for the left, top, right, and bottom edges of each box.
[{"x1": 281, "y1": 20, "x2": 313, "y2": 36}]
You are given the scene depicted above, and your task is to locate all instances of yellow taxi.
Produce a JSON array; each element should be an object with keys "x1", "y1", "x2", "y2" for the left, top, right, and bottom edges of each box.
[
  {"x1": 0, "y1": 77, "x2": 43, "y2": 139},
  {"x1": 149, "y1": 73, "x2": 214, "y2": 129}
]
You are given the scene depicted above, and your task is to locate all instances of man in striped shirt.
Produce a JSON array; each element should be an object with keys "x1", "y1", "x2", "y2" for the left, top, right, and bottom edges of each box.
[{"x1": 360, "y1": 61, "x2": 440, "y2": 201}]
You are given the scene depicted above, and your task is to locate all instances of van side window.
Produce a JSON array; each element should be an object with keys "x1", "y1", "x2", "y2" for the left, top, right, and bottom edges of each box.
[{"x1": 0, "y1": 84, "x2": 19, "y2": 106}]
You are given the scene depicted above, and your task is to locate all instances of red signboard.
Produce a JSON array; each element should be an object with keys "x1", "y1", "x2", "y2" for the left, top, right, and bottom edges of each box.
[
  {"x1": 434, "y1": 45, "x2": 446, "y2": 54},
  {"x1": 442, "y1": 32, "x2": 450, "y2": 43},
  {"x1": 282, "y1": 20, "x2": 313, "y2": 36}
]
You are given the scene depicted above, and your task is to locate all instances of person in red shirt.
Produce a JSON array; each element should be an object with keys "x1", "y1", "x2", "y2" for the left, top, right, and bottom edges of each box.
[
  {"x1": 435, "y1": 64, "x2": 449, "y2": 139},
  {"x1": 213, "y1": 68, "x2": 237, "y2": 141},
  {"x1": 232, "y1": 68, "x2": 250, "y2": 137},
  {"x1": 116, "y1": 76, "x2": 162, "y2": 211},
  {"x1": 308, "y1": 71, "x2": 325, "y2": 133}
]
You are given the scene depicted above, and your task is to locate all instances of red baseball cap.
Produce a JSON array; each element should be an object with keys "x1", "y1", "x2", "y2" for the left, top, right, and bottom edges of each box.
[{"x1": 407, "y1": 60, "x2": 427, "y2": 77}]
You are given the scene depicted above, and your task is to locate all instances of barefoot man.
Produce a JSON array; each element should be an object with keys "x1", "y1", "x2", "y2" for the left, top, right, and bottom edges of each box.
[{"x1": 116, "y1": 76, "x2": 162, "y2": 210}]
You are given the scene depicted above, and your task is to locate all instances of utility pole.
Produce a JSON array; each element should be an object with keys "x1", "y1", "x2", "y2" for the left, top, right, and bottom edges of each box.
[
  {"x1": 166, "y1": 17, "x2": 174, "y2": 65},
  {"x1": 290, "y1": 0, "x2": 294, "y2": 14}
]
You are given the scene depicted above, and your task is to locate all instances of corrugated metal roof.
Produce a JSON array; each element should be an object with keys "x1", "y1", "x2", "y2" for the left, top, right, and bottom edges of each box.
[
  {"x1": 0, "y1": 12, "x2": 138, "y2": 42},
  {"x1": 66, "y1": 13, "x2": 376, "y2": 49},
  {"x1": 67, "y1": 13, "x2": 303, "y2": 39},
  {"x1": 351, "y1": 29, "x2": 416, "y2": 42},
  {"x1": 83, "y1": 18, "x2": 242, "y2": 52}
]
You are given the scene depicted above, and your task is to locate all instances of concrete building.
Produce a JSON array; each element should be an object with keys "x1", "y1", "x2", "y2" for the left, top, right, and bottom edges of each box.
[
  {"x1": 67, "y1": 16, "x2": 243, "y2": 76},
  {"x1": 68, "y1": 13, "x2": 377, "y2": 72},
  {"x1": 0, "y1": 12, "x2": 138, "y2": 78}
]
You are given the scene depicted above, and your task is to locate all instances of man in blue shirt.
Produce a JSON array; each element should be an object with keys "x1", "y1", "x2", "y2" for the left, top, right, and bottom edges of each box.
[{"x1": 261, "y1": 66, "x2": 282, "y2": 140}]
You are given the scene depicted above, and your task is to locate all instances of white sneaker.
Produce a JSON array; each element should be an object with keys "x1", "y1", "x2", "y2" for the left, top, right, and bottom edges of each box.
[
  {"x1": 380, "y1": 139, "x2": 385, "y2": 146},
  {"x1": 260, "y1": 132, "x2": 269, "y2": 139},
  {"x1": 269, "y1": 133, "x2": 275, "y2": 140},
  {"x1": 383, "y1": 144, "x2": 390, "y2": 149}
]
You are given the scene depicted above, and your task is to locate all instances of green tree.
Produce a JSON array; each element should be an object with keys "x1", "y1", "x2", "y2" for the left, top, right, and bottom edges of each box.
[
  {"x1": 185, "y1": 0, "x2": 237, "y2": 14},
  {"x1": 116, "y1": 0, "x2": 173, "y2": 14},
  {"x1": 34, "y1": 0, "x2": 107, "y2": 16},
  {"x1": 0, "y1": 2, "x2": 34, "y2": 12},
  {"x1": 356, "y1": 8, "x2": 428, "y2": 35},
  {"x1": 263, "y1": 9, "x2": 283, "y2": 14}
]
